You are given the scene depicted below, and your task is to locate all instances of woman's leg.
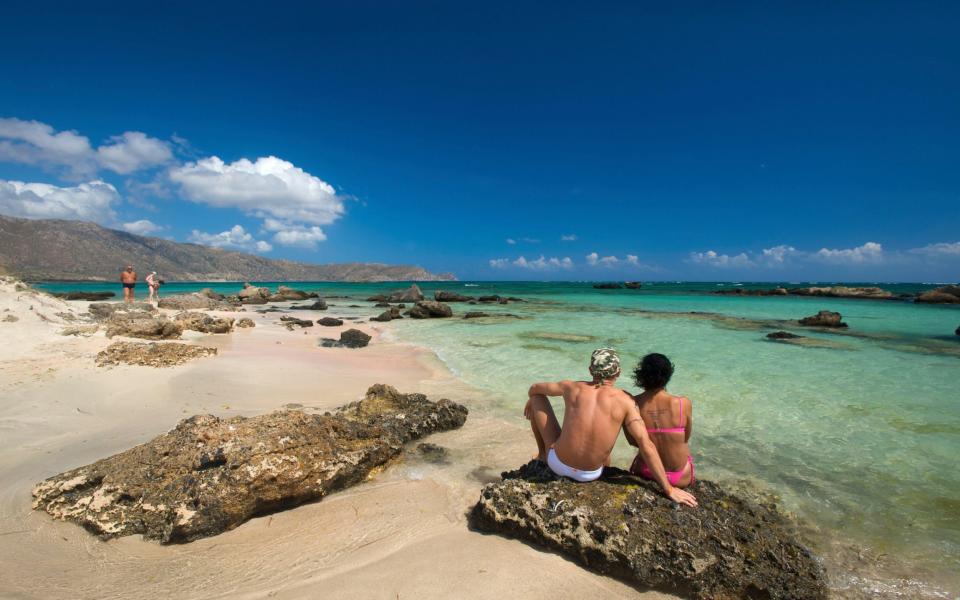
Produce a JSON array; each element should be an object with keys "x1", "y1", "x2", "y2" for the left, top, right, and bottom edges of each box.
[{"x1": 525, "y1": 394, "x2": 561, "y2": 462}]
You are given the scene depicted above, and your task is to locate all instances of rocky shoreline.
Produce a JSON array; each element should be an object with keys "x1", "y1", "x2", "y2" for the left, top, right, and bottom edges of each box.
[{"x1": 713, "y1": 284, "x2": 960, "y2": 304}]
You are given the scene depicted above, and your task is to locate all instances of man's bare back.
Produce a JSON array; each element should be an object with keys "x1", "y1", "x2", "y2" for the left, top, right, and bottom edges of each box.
[{"x1": 542, "y1": 380, "x2": 631, "y2": 470}]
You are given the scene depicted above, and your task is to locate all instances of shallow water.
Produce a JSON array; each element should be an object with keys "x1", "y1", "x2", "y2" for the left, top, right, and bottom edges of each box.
[{"x1": 36, "y1": 279, "x2": 960, "y2": 596}]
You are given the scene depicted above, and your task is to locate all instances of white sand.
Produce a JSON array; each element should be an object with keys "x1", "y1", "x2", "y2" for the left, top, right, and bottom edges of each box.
[{"x1": 0, "y1": 281, "x2": 672, "y2": 599}]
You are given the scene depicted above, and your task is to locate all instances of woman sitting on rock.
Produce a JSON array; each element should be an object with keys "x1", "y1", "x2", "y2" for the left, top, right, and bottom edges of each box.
[{"x1": 626, "y1": 353, "x2": 694, "y2": 488}]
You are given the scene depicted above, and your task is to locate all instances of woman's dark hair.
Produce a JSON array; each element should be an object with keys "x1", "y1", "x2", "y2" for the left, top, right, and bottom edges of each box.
[{"x1": 633, "y1": 353, "x2": 674, "y2": 390}]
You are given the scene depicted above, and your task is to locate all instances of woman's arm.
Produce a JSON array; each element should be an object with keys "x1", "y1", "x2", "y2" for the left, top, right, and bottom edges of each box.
[
  {"x1": 624, "y1": 405, "x2": 697, "y2": 507},
  {"x1": 684, "y1": 397, "x2": 693, "y2": 443}
]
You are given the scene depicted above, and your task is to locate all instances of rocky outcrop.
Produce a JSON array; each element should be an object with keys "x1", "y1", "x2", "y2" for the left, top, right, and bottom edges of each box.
[
  {"x1": 464, "y1": 311, "x2": 491, "y2": 319},
  {"x1": 714, "y1": 287, "x2": 788, "y2": 296},
  {"x1": 470, "y1": 461, "x2": 827, "y2": 600},
  {"x1": 317, "y1": 317, "x2": 344, "y2": 327},
  {"x1": 105, "y1": 312, "x2": 182, "y2": 339},
  {"x1": 624, "y1": 281, "x2": 642, "y2": 289},
  {"x1": 174, "y1": 312, "x2": 235, "y2": 334},
  {"x1": 916, "y1": 285, "x2": 960, "y2": 304},
  {"x1": 239, "y1": 283, "x2": 271, "y2": 304},
  {"x1": 236, "y1": 318, "x2": 255, "y2": 328},
  {"x1": 271, "y1": 285, "x2": 317, "y2": 301},
  {"x1": 371, "y1": 307, "x2": 402, "y2": 322},
  {"x1": 198, "y1": 288, "x2": 225, "y2": 300},
  {"x1": 407, "y1": 301, "x2": 453, "y2": 319},
  {"x1": 87, "y1": 302, "x2": 156, "y2": 320},
  {"x1": 388, "y1": 284, "x2": 424, "y2": 303},
  {"x1": 280, "y1": 316, "x2": 313, "y2": 329},
  {"x1": 767, "y1": 331, "x2": 802, "y2": 339},
  {"x1": 95, "y1": 341, "x2": 217, "y2": 367},
  {"x1": 592, "y1": 283, "x2": 622, "y2": 289},
  {"x1": 320, "y1": 328, "x2": 371, "y2": 348},
  {"x1": 434, "y1": 291, "x2": 474, "y2": 302},
  {"x1": 789, "y1": 286, "x2": 894, "y2": 299},
  {"x1": 290, "y1": 299, "x2": 328, "y2": 311},
  {"x1": 158, "y1": 293, "x2": 233, "y2": 311},
  {"x1": 32, "y1": 385, "x2": 468, "y2": 543},
  {"x1": 798, "y1": 310, "x2": 847, "y2": 328},
  {"x1": 477, "y1": 295, "x2": 526, "y2": 304},
  {"x1": 51, "y1": 291, "x2": 115, "y2": 301}
]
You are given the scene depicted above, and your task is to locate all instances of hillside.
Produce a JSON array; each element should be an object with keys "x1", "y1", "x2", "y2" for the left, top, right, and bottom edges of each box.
[{"x1": 0, "y1": 215, "x2": 456, "y2": 282}]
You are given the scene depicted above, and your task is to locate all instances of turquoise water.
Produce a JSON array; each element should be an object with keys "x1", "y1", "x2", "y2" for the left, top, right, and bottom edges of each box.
[{"x1": 36, "y1": 280, "x2": 960, "y2": 592}]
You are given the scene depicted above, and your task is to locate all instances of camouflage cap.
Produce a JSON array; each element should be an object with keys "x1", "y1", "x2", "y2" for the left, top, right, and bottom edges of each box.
[{"x1": 589, "y1": 347, "x2": 621, "y2": 380}]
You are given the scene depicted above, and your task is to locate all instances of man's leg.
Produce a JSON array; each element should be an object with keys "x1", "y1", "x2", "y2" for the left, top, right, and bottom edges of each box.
[{"x1": 526, "y1": 394, "x2": 561, "y2": 462}]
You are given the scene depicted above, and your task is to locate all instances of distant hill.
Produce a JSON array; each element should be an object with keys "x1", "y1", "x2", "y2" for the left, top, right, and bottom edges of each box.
[{"x1": 0, "y1": 214, "x2": 456, "y2": 282}]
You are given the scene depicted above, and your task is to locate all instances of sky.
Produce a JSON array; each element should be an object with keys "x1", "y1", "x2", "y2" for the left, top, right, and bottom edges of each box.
[{"x1": 0, "y1": 1, "x2": 958, "y2": 281}]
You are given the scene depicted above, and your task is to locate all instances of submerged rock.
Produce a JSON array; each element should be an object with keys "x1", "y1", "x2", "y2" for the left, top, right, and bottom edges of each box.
[
  {"x1": 95, "y1": 341, "x2": 217, "y2": 368},
  {"x1": 105, "y1": 312, "x2": 182, "y2": 339},
  {"x1": 789, "y1": 286, "x2": 893, "y2": 299},
  {"x1": 51, "y1": 291, "x2": 115, "y2": 301},
  {"x1": 470, "y1": 461, "x2": 827, "y2": 600},
  {"x1": 416, "y1": 442, "x2": 450, "y2": 463},
  {"x1": 592, "y1": 283, "x2": 623, "y2": 289},
  {"x1": 464, "y1": 311, "x2": 491, "y2": 319},
  {"x1": 32, "y1": 385, "x2": 468, "y2": 543},
  {"x1": 174, "y1": 312, "x2": 234, "y2": 334},
  {"x1": 767, "y1": 330, "x2": 803, "y2": 339},
  {"x1": 288, "y1": 299, "x2": 327, "y2": 311},
  {"x1": 714, "y1": 287, "x2": 788, "y2": 296},
  {"x1": 407, "y1": 300, "x2": 453, "y2": 319},
  {"x1": 434, "y1": 291, "x2": 474, "y2": 302},
  {"x1": 319, "y1": 328, "x2": 371, "y2": 348},
  {"x1": 798, "y1": 310, "x2": 847, "y2": 328}
]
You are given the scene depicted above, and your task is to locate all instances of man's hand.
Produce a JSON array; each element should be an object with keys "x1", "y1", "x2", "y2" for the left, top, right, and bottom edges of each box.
[{"x1": 666, "y1": 486, "x2": 697, "y2": 507}]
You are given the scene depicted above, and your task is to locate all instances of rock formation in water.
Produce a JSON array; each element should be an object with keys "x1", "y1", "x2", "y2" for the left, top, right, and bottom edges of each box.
[
  {"x1": 434, "y1": 291, "x2": 474, "y2": 302},
  {"x1": 767, "y1": 330, "x2": 803, "y2": 339},
  {"x1": 407, "y1": 300, "x2": 453, "y2": 319},
  {"x1": 593, "y1": 283, "x2": 623, "y2": 289},
  {"x1": 916, "y1": 285, "x2": 960, "y2": 304},
  {"x1": 798, "y1": 310, "x2": 847, "y2": 328},
  {"x1": 371, "y1": 307, "x2": 403, "y2": 322},
  {"x1": 95, "y1": 341, "x2": 217, "y2": 367},
  {"x1": 470, "y1": 461, "x2": 827, "y2": 600},
  {"x1": 389, "y1": 284, "x2": 425, "y2": 303},
  {"x1": 290, "y1": 299, "x2": 328, "y2": 311},
  {"x1": 32, "y1": 385, "x2": 468, "y2": 543}
]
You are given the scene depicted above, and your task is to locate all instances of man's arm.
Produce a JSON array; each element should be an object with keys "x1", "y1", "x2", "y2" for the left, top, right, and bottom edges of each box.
[
  {"x1": 624, "y1": 405, "x2": 697, "y2": 507},
  {"x1": 527, "y1": 380, "x2": 570, "y2": 398}
]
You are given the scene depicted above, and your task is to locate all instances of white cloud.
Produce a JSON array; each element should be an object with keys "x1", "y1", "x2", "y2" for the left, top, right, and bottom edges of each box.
[
  {"x1": 188, "y1": 225, "x2": 273, "y2": 253},
  {"x1": 625, "y1": 254, "x2": 639, "y2": 265},
  {"x1": 761, "y1": 245, "x2": 800, "y2": 265},
  {"x1": 96, "y1": 131, "x2": 172, "y2": 174},
  {"x1": 0, "y1": 118, "x2": 171, "y2": 177},
  {"x1": 586, "y1": 251, "x2": 642, "y2": 267},
  {"x1": 0, "y1": 179, "x2": 119, "y2": 221},
  {"x1": 910, "y1": 241, "x2": 960, "y2": 256},
  {"x1": 506, "y1": 238, "x2": 516, "y2": 245},
  {"x1": 598, "y1": 255, "x2": 619, "y2": 266},
  {"x1": 586, "y1": 252, "x2": 599, "y2": 266},
  {"x1": 490, "y1": 255, "x2": 573, "y2": 270},
  {"x1": 815, "y1": 242, "x2": 883, "y2": 264},
  {"x1": 561, "y1": 234, "x2": 578, "y2": 241},
  {"x1": 689, "y1": 250, "x2": 755, "y2": 268},
  {"x1": 170, "y1": 156, "x2": 345, "y2": 227},
  {"x1": 121, "y1": 219, "x2": 163, "y2": 236}
]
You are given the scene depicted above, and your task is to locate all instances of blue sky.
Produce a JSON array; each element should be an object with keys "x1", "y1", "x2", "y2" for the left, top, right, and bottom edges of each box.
[{"x1": 1, "y1": 2, "x2": 958, "y2": 281}]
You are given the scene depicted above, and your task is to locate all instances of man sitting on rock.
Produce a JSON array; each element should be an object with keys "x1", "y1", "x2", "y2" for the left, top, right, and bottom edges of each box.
[{"x1": 524, "y1": 348, "x2": 697, "y2": 507}]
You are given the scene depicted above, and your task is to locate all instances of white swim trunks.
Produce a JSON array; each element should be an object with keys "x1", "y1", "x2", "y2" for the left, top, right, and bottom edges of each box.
[{"x1": 546, "y1": 448, "x2": 603, "y2": 483}]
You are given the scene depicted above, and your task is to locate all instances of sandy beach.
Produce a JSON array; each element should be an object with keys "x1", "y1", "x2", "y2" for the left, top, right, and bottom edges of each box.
[{"x1": 0, "y1": 281, "x2": 672, "y2": 600}]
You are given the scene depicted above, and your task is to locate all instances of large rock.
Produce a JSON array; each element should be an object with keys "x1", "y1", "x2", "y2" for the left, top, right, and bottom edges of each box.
[
  {"x1": 320, "y1": 328, "x2": 372, "y2": 348},
  {"x1": 371, "y1": 307, "x2": 402, "y2": 322},
  {"x1": 916, "y1": 285, "x2": 960, "y2": 304},
  {"x1": 32, "y1": 385, "x2": 468, "y2": 543},
  {"x1": 317, "y1": 317, "x2": 344, "y2": 327},
  {"x1": 271, "y1": 285, "x2": 317, "y2": 301},
  {"x1": 174, "y1": 312, "x2": 234, "y2": 334},
  {"x1": 788, "y1": 286, "x2": 893, "y2": 299},
  {"x1": 470, "y1": 461, "x2": 827, "y2": 600},
  {"x1": 714, "y1": 287, "x2": 788, "y2": 296},
  {"x1": 198, "y1": 288, "x2": 225, "y2": 300},
  {"x1": 238, "y1": 283, "x2": 271, "y2": 304},
  {"x1": 388, "y1": 284, "x2": 424, "y2": 303},
  {"x1": 279, "y1": 316, "x2": 313, "y2": 329},
  {"x1": 95, "y1": 341, "x2": 217, "y2": 368},
  {"x1": 88, "y1": 302, "x2": 156, "y2": 320},
  {"x1": 407, "y1": 300, "x2": 453, "y2": 319},
  {"x1": 624, "y1": 281, "x2": 642, "y2": 289},
  {"x1": 434, "y1": 290, "x2": 474, "y2": 302},
  {"x1": 51, "y1": 291, "x2": 115, "y2": 301},
  {"x1": 798, "y1": 310, "x2": 847, "y2": 328},
  {"x1": 158, "y1": 293, "x2": 231, "y2": 310},
  {"x1": 105, "y1": 312, "x2": 182, "y2": 339}
]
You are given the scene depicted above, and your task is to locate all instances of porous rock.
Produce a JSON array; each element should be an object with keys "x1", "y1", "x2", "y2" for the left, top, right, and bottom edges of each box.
[
  {"x1": 273, "y1": 285, "x2": 317, "y2": 301},
  {"x1": 239, "y1": 283, "x2": 270, "y2": 304},
  {"x1": 32, "y1": 385, "x2": 468, "y2": 543},
  {"x1": 280, "y1": 316, "x2": 313, "y2": 329},
  {"x1": 105, "y1": 312, "x2": 182, "y2": 339},
  {"x1": 470, "y1": 461, "x2": 827, "y2": 600},
  {"x1": 88, "y1": 302, "x2": 156, "y2": 320},
  {"x1": 95, "y1": 341, "x2": 217, "y2": 368},
  {"x1": 52, "y1": 291, "x2": 115, "y2": 301},
  {"x1": 236, "y1": 318, "x2": 256, "y2": 328},
  {"x1": 158, "y1": 293, "x2": 232, "y2": 311},
  {"x1": 174, "y1": 311, "x2": 234, "y2": 334},
  {"x1": 798, "y1": 310, "x2": 847, "y2": 328}
]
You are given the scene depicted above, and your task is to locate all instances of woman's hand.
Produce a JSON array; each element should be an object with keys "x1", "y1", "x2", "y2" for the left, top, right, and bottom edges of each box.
[{"x1": 666, "y1": 486, "x2": 698, "y2": 507}]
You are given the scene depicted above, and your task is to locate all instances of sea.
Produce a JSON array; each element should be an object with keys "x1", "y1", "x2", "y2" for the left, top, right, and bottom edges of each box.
[{"x1": 35, "y1": 280, "x2": 960, "y2": 597}]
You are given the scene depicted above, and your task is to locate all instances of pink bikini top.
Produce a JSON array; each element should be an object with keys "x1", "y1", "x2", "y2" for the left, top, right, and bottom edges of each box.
[{"x1": 646, "y1": 396, "x2": 687, "y2": 434}]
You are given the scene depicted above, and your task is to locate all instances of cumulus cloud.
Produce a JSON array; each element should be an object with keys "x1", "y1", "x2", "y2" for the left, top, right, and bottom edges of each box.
[
  {"x1": 0, "y1": 179, "x2": 119, "y2": 221},
  {"x1": 761, "y1": 245, "x2": 800, "y2": 265},
  {"x1": 188, "y1": 225, "x2": 273, "y2": 253},
  {"x1": 586, "y1": 252, "x2": 642, "y2": 267},
  {"x1": 490, "y1": 255, "x2": 573, "y2": 270},
  {"x1": 688, "y1": 250, "x2": 755, "y2": 268},
  {"x1": 561, "y1": 234, "x2": 578, "y2": 241},
  {"x1": 586, "y1": 252, "x2": 599, "y2": 266},
  {"x1": 626, "y1": 254, "x2": 639, "y2": 265},
  {"x1": 0, "y1": 118, "x2": 171, "y2": 177},
  {"x1": 96, "y1": 131, "x2": 172, "y2": 174},
  {"x1": 815, "y1": 242, "x2": 883, "y2": 264},
  {"x1": 170, "y1": 156, "x2": 345, "y2": 231},
  {"x1": 121, "y1": 219, "x2": 163, "y2": 236},
  {"x1": 910, "y1": 241, "x2": 960, "y2": 256},
  {"x1": 506, "y1": 238, "x2": 516, "y2": 245}
]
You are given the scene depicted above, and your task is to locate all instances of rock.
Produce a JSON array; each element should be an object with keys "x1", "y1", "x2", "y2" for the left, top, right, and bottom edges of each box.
[
  {"x1": 366, "y1": 294, "x2": 389, "y2": 302},
  {"x1": 469, "y1": 461, "x2": 827, "y2": 600},
  {"x1": 51, "y1": 291, "x2": 115, "y2": 301},
  {"x1": 319, "y1": 328, "x2": 371, "y2": 348},
  {"x1": 714, "y1": 287, "x2": 788, "y2": 296},
  {"x1": 88, "y1": 302, "x2": 156, "y2": 320},
  {"x1": 374, "y1": 302, "x2": 391, "y2": 308},
  {"x1": 60, "y1": 324, "x2": 99, "y2": 336},
  {"x1": 236, "y1": 318, "x2": 255, "y2": 328},
  {"x1": 238, "y1": 283, "x2": 270, "y2": 304},
  {"x1": 798, "y1": 310, "x2": 848, "y2": 328},
  {"x1": 592, "y1": 283, "x2": 623, "y2": 289},
  {"x1": 416, "y1": 442, "x2": 449, "y2": 463},
  {"x1": 197, "y1": 288, "x2": 225, "y2": 300},
  {"x1": 290, "y1": 299, "x2": 328, "y2": 311},
  {"x1": 174, "y1": 312, "x2": 235, "y2": 334},
  {"x1": 371, "y1": 307, "x2": 402, "y2": 322},
  {"x1": 788, "y1": 286, "x2": 893, "y2": 299},
  {"x1": 280, "y1": 316, "x2": 313, "y2": 329},
  {"x1": 32, "y1": 385, "x2": 468, "y2": 543},
  {"x1": 158, "y1": 293, "x2": 232, "y2": 311},
  {"x1": 916, "y1": 285, "x2": 960, "y2": 304},
  {"x1": 478, "y1": 295, "x2": 501, "y2": 303},
  {"x1": 95, "y1": 341, "x2": 217, "y2": 368},
  {"x1": 767, "y1": 330, "x2": 803, "y2": 340},
  {"x1": 434, "y1": 291, "x2": 474, "y2": 302},
  {"x1": 956, "y1": 325, "x2": 959, "y2": 336},
  {"x1": 3, "y1": 314, "x2": 20, "y2": 323},
  {"x1": 624, "y1": 281, "x2": 642, "y2": 289},
  {"x1": 273, "y1": 285, "x2": 317, "y2": 301},
  {"x1": 463, "y1": 311, "x2": 491, "y2": 319},
  {"x1": 105, "y1": 312, "x2": 182, "y2": 339},
  {"x1": 317, "y1": 317, "x2": 344, "y2": 327},
  {"x1": 406, "y1": 300, "x2": 453, "y2": 319},
  {"x1": 388, "y1": 284, "x2": 424, "y2": 303}
]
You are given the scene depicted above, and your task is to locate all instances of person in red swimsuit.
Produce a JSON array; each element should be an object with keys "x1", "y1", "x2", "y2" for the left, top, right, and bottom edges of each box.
[{"x1": 625, "y1": 353, "x2": 695, "y2": 488}]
